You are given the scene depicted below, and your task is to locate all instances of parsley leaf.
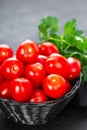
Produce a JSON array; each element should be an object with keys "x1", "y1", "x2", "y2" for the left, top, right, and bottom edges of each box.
[
  {"x1": 38, "y1": 16, "x2": 59, "y2": 42},
  {"x1": 64, "y1": 19, "x2": 83, "y2": 36},
  {"x1": 38, "y1": 16, "x2": 87, "y2": 82}
]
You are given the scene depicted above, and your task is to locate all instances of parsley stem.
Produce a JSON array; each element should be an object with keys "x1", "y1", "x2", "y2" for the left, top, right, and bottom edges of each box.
[{"x1": 46, "y1": 36, "x2": 68, "y2": 45}]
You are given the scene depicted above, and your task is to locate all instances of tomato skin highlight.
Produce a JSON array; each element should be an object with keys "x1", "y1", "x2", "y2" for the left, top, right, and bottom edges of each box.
[
  {"x1": 16, "y1": 39, "x2": 39, "y2": 63},
  {"x1": 0, "y1": 80, "x2": 11, "y2": 99},
  {"x1": 43, "y1": 74, "x2": 67, "y2": 99},
  {"x1": 45, "y1": 53, "x2": 70, "y2": 78},
  {"x1": 0, "y1": 57, "x2": 24, "y2": 79},
  {"x1": 0, "y1": 44, "x2": 13, "y2": 63},
  {"x1": 25, "y1": 62, "x2": 46, "y2": 88},
  {"x1": 10, "y1": 77, "x2": 33, "y2": 102},
  {"x1": 67, "y1": 57, "x2": 81, "y2": 79},
  {"x1": 30, "y1": 89, "x2": 47, "y2": 103},
  {"x1": 39, "y1": 42, "x2": 59, "y2": 56}
]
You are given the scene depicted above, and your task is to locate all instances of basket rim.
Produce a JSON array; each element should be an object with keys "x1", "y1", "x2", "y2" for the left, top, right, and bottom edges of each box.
[{"x1": 0, "y1": 74, "x2": 82, "y2": 106}]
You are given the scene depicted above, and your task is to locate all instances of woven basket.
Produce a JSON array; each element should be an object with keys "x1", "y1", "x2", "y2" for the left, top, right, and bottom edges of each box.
[{"x1": 0, "y1": 75, "x2": 82, "y2": 125}]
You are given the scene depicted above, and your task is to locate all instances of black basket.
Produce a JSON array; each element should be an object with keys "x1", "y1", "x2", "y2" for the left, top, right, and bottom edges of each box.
[{"x1": 0, "y1": 75, "x2": 82, "y2": 125}]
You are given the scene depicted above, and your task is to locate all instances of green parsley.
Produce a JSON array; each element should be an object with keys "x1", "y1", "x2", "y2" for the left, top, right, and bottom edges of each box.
[{"x1": 38, "y1": 16, "x2": 87, "y2": 82}]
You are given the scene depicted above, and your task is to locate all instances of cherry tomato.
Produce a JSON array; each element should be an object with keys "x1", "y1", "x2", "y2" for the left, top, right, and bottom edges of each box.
[
  {"x1": 0, "y1": 80, "x2": 11, "y2": 98},
  {"x1": 36, "y1": 54, "x2": 47, "y2": 66},
  {"x1": 16, "y1": 39, "x2": 39, "y2": 63},
  {"x1": 67, "y1": 57, "x2": 81, "y2": 79},
  {"x1": 45, "y1": 53, "x2": 70, "y2": 78},
  {"x1": 39, "y1": 42, "x2": 59, "y2": 56},
  {"x1": 0, "y1": 74, "x2": 4, "y2": 85},
  {"x1": 0, "y1": 57, "x2": 24, "y2": 79},
  {"x1": 30, "y1": 89, "x2": 47, "y2": 103},
  {"x1": 25, "y1": 62, "x2": 46, "y2": 88},
  {"x1": 10, "y1": 77, "x2": 32, "y2": 102},
  {"x1": 0, "y1": 44, "x2": 13, "y2": 64},
  {"x1": 43, "y1": 74, "x2": 66, "y2": 99},
  {"x1": 0, "y1": 66, "x2": 4, "y2": 84},
  {"x1": 65, "y1": 79, "x2": 72, "y2": 93}
]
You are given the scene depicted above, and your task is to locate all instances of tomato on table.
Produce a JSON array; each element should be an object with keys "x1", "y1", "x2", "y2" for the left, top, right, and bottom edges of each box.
[{"x1": 10, "y1": 77, "x2": 32, "y2": 102}]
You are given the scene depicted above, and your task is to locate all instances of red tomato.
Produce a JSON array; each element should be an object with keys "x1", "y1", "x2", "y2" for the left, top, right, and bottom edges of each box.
[
  {"x1": 65, "y1": 79, "x2": 72, "y2": 93},
  {"x1": 16, "y1": 39, "x2": 39, "y2": 63},
  {"x1": 0, "y1": 74, "x2": 4, "y2": 85},
  {"x1": 43, "y1": 74, "x2": 66, "y2": 99},
  {"x1": 0, "y1": 44, "x2": 13, "y2": 63},
  {"x1": 0, "y1": 80, "x2": 11, "y2": 98},
  {"x1": 0, "y1": 57, "x2": 24, "y2": 79},
  {"x1": 10, "y1": 77, "x2": 32, "y2": 102},
  {"x1": 30, "y1": 89, "x2": 47, "y2": 103},
  {"x1": 0, "y1": 66, "x2": 4, "y2": 84},
  {"x1": 25, "y1": 62, "x2": 46, "y2": 88},
  {"x1": 39, "y1": 42, "x2": 59, "y2": 56},
  {"x1": 67, "y1": 57, "x2": 81, "y2": 79},
  {"x1": 45, "y1": 53, "x2": 70, "y2": 78},
  {"x1": 36, "y1": 55, "x2": 47, "y2": 65}
]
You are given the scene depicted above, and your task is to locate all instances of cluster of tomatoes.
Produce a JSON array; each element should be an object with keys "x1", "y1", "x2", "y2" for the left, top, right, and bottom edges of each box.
[{"x1": 0, "y1": 40, "x2": 81, "y2": 103}]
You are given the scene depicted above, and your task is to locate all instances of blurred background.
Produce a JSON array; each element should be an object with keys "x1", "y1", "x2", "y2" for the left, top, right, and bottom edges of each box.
[{"x1": 0, "y1": 0, "x2": 87, "y2": 52}]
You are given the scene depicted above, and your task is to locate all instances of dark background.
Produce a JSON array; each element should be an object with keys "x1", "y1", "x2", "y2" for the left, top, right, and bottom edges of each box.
[{"x1": 0, "y1": 0, "x2": 87, "y2": 130}]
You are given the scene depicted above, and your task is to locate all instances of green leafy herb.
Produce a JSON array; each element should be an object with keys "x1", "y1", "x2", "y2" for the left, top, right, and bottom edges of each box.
[{"x1": 38, "y1": 16, "x2": 87, "y2": 82}]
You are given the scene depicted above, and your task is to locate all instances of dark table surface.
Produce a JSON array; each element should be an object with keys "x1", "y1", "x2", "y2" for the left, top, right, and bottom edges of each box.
[{"x1": 0, "y1": 0, "x2": 87, "y2": 129}]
